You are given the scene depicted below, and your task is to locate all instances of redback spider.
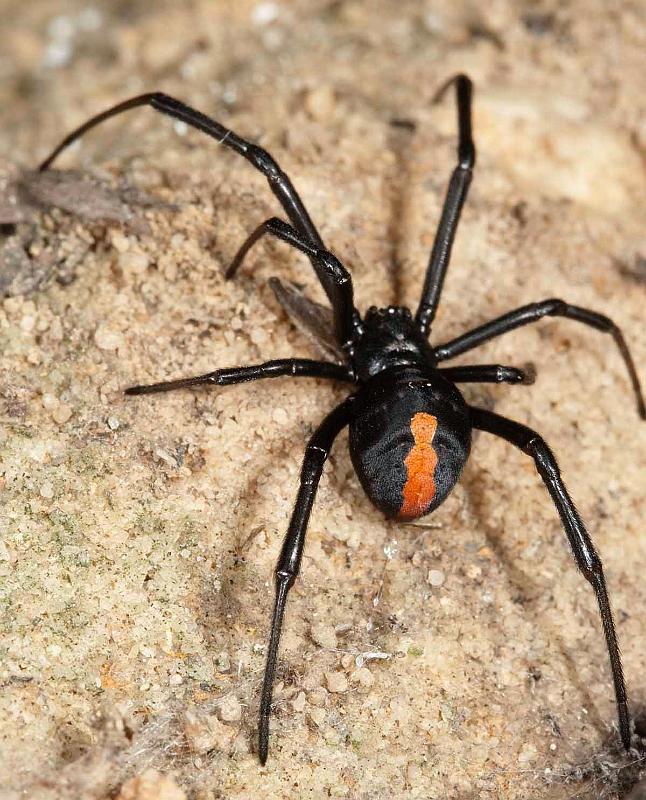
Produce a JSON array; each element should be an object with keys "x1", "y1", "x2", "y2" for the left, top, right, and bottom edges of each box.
[{"x1": 39, "y1": 75, "x2": 645, "y2": 763}]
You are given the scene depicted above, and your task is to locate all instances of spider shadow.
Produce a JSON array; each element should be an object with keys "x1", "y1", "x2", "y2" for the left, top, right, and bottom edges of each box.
[
  {"x1": 189, "y1": 404, "x2": 344, "y2": 713},
  {"x1": 386, "y1": 119, "x2": 417, "y2": 307},
  {"x1": 460, "y1": 428, "x2": 618, "y2": 748}
]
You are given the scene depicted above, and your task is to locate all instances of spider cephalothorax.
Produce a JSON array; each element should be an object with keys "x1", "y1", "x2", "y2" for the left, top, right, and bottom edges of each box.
[
  {"x1": 352, "y1": 305, "x2": 436, "y2": 379},
  {"x1": 39, "y1": 74, "x2": 644, "y2": 764}
]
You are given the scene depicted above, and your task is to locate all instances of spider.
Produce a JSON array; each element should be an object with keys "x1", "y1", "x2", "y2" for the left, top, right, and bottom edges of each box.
[{"x1": 39, "y1": 75, "x2": 645, "y2": 764}]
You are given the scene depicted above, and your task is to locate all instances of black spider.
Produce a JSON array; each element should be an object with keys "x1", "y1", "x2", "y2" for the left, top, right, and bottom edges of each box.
[{"x1": 39, "y1": 74, "x2": 645, "y2": 764}]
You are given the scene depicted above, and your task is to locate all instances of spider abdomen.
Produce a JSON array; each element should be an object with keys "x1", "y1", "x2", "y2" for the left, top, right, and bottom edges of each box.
[{"x1": 349, "y1": 369, "x2": 472, "y2": 520}]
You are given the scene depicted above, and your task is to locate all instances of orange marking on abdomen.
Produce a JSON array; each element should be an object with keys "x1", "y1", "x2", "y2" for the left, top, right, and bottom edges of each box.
[{"x1": 398, "y1": 412, "x2": 439, "y2": 520}]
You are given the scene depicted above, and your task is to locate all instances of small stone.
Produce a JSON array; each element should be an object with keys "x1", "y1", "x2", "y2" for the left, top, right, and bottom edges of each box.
[
  {"x1": 107, "y1": 416, "x2": 120, "y2": 431},
  {"x1": 232, "y1": 731, "x2": 249, "y2": 754},
  {"x1": 272, "y1": 407, "x2": 288, "y2": 425},
  {"x1": 340, "y1": 653, "x2": 354, "y2": 670},
  {"x1": 304, "y1": 85, "x2": 336, "y2": 121},
  {"x1": 49, "y1": 318, "x2": 64, "y2": 341},
  {"x1": 115, "y1": 768, "x2": 186, "y2": 800},
  {"x1": 252, "y1": 2, "x2": 279, "y2": 26},
  {"x1": 94, "y1": 325, "x2": 124, "y2": 351},
  {"x1": 111, "y1": 231, "x2": 130, "y2": 253},
  {"x1": 351, "y1": 667, "x2": 374, "y2": 687},
  {"x1": 427, "y1": 569, "x2": 445, "y2": 587},
  {"x1": 183, "y1": 709, "x2": 236, "y2": 754},
  {"x1": 216, "y1": 651, "x2": 231, "y2": 673},
  {"x1": 307, "y1": 688, "x2": 327, "y2": 707},
  {"x1": 307, "y1": 707, "x2": 326, "y2": 728},
  {"x1": 42, "y1": 393, "x2": 58, "y2": 410},
  {"x1": 0, "y1": 540, "x2": 10, "y2": 561},
  {"x1": 325, "y1": 671, "x2": 349, "y2": 693},
  {"x1": 217, "y1": 694, "x2": 242, "y2": 722},
  {"x1": 249, "y1": 327, "x2": 268, "y2": 345},
  {"x1": 52, "y1": 403, "x2": 72, "y2": 424},
  {"x1": 292, "y1": 691, "x2": 307, "y2": 712},
  {"x1": 39, "y1": 482, "x2": 54, "y2": 499},
  {"x1": 310, "y1": 621, "x2": 337, "y2": 649},
  {"x1": 517, "y1": 743, "x2": 537, "y2": 763},
  {"x1": 120, "y1": 251, "x2": 150, "y2": 275},
  {"x1": 169, "y1": 673, "x2": 183, "y2": 686},
  {"x1": 406, "y1": 762, "x2": 422, "y2": 786}
]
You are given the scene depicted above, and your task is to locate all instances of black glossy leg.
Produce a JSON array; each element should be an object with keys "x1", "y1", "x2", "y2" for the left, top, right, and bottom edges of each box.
[
  {"x1": 435, "y1": 299, "x2": 645, "y2": 418},
  {"x1": 415, "y1": 75, "x2": 475, "y2": 336},
  {"x1": 223, "y1": 216, "x2": 359, "y2": 349},
  {"x1": 439, "y1": 364, "x2": 535, "y2": 385},
  {"x1": 470, "y1": 405, "x2": 631, "y2": 750},
  {"x1": 124, "y1": 358, "x2": 354, "y2": 396},
  {"x1": 259, "y1": 397, "x2": 354, "y2": 764},
  {"x1": 39, "y1": 93, "x2": 324, "y2": 247}
]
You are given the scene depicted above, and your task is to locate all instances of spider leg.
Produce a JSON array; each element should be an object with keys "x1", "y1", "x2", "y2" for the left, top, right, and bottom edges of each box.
[
  {"x1": 470, "y1": 405, "x2": 631, "y2": 750},
  {"x1": 259, "y1": 397, "x2": 354, "y2": 764},
  {"x1": 434, "y1": 299, "x2": 645, "y2": 418},
  {"x1": 415, "y1": 74, "x2": 475, "y2": 336},
  {"x1": 124, "y1": 358, "x2": 355, "y2": 396},
  {"x1": 37, "y1": 92, "x2": 336, "y2": 292},
  {"x1": 439, "y1": 364, "x2": 535, "y2": 385},
  {"x1": 224, "y1": 217, "x2": 359, "y2": 348}
]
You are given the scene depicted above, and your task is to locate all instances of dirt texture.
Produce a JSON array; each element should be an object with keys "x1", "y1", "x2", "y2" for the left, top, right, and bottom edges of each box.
[{"x1": 1, "y1": 1, "x2": 645, "y2": 799}]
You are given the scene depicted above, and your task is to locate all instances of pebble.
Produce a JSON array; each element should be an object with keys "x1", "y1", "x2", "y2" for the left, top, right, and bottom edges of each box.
[
  {"x1": 183, "y1": 709, "x2": 236, "y2": 754},
  {"x1": 252, "y1": 2, "x2": 279, "y2": 26},
  {"x1": 307, "y1": 688, "x2": 327, "y2": 707},
  {"x1": 310, "y1": 621, "x2": 337, "y2": 649},
  {"x1": 325, "y1": 671, "x2": 349, "y2": 693},
  {"x1": 169, "y1": 673, "x2": 183, "y2": 686},
  {"x1": 427, "y1": 569, "x2": 445, "y2": 587},
  {"x1": 304, "y1": 85, "x2": 336, "y2": 121},
  {"x1": 406, "y1": 762, "x2": 422, "y2": 786},
  {"x1": 20, "y1": 315, "x2": 35, "y2": 332},
  {"x1": 249, "y1": 327, "x2": 268, "y2": 345},
  {"x1": 216, "y1": 651, "x2": 231, "y2": 673},
  {"x1": 111, "y1": 231, "x2": 130, "y2": 253},
  {"x1": 39, "y1": 482, "x2": 54, "y2": 500},
  {"x1": 292, "y1": 691, "x2": 307, "y2": 712},
  {"x1": 340, "y1": 653, "x2": 354, "y2": 670},
  {"x1": 42, "y1": 393, "x2": 58, "y2": 411},
  {"x1": 107, "y1": 416, "x2": 120, "y2": 431},
  {"x1": 218, "y1": 694, "x2": 242, "y2": 722},
  {"x1": 115, "y1": 768, "x2": 186, "y2": 800},
  {"x1": 351, "y1": 667, "x2": 374, "y2": 687},
  {"x1": 517, "y1": 743, "x2": 537, "y2": 763},
  {"x1": 308, "y1": 707, "x2": 326, "y2": 728},
  {"x1": 119, "y1": 251, "x2": 150, "y2": 275},
  {"x1": 94, "y1": 325, "x2": 124, "y2": 351},
  {"x1": 52, "y1": 403, "x2": 72, "y2": 424}
]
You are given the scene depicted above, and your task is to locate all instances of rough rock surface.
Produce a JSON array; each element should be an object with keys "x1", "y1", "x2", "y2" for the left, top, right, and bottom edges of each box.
[{"x1": 1, "y1": 2, "x2": 645, "y2": 798}]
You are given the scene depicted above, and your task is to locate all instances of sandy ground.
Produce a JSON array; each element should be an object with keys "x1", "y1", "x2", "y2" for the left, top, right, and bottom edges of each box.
[{"x1": 1, "y1": 1, "x2": 646, "y2": 798}]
